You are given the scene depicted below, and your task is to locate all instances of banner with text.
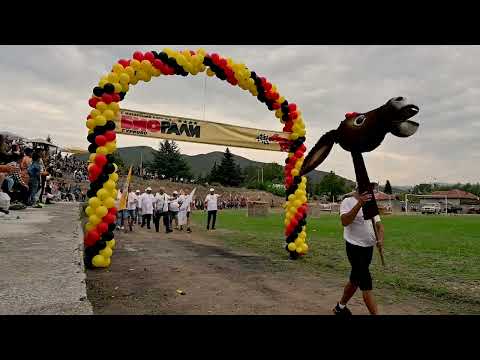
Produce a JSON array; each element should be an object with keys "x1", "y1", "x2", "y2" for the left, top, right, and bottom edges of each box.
[{"x1": 114, "y1": 109, "x2": 291, "y2": 152}]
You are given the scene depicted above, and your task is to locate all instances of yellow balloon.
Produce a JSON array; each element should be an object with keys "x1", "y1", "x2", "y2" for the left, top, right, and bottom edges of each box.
[
  {"x1": 121, "y1": 83, "x2": 130, "y2": 92},
  {"x1": 108, "y1": 102, "x2": 120, "y2": 112},
  {"x1": 289, "y1": 207, "x2": 296, "y2": 214},
  {"x1": 290, "y1": 133, "x2": 300, "y2": 140},
  {"x1": 95, "y1": 206, "x2": 108, "y2": 218},
  {"x1": 301, "y1": 196, "x2": 307, "y2": 203},
  {"x1": 104, "y1": 257, "x2": 111, "y2": 267},
  {"x1": 89, "y1": 153, "x2": 96, "y2": 163},
  {"x1": 99, "y1": 79, "x2": 108, "y2": 88},
  {"x1": 88, "y1": 129, "x2": 94, "y2": 135},
  {"x1": 140, "y1": 60, "x2": 152, "y2": 72},
  {"x1": 107, "y1": 72, "x2": 119, "y2": 83},
  {"x1": 125, "y1": 66, "x2": 135, "y2": 78},
  {"x1": 119, "y1": 73, "x2": 130, "y2": 84},
  {"x1": 136, "y1": 70, "x2": 147, "y2": 81},
  {"x1": 287, "y1": 242, "x2": 296, "y2": 252},
  {"x1": 109, "y1": 172, "x2": 119, "y2": 182},
  {"x1": 92, "y1": 255, "x2": 107, "y2": 267},
  {"x1": 104, "y1": 180, "x2": 116, "y2": 191},
  {"x1": 88, "y1": 197, "x2": 101, "y2": 209},
  {"x1": 288, "y1": 194, "x2": 295, "y2": 201},
  {"x1": 110, "y1": 189, "x2": 118, "y2": 199},
  {"x1": 96, "y1": 146, "x2": 108, "y2": 155},
  {"x1": 86, "y1": 119, "x2": 96, "y2": 130},
  {"x1": 103, "y1": 197, "x2": 115, "y2": 209},
  {"x1": 107, "y1": 239, "x2": 116, "y2": 249},
  {"x1": 97, "y1": 188, "x2": 109, "y2": 200},
  {"x1": 85, "y1": 206, "x2": 94, "y2": 217},
  {"x1": 293, "y1": 199, "x2": 302, "y2": 208},
  {"x1": 295, "y1": 238, "x2": 304, "y2": 247},
  {"x1": 99, "y1": 246, "x2": 113, "y2": 258},
  {"x1": 96, "y1": 101, "x2": 107, "y2": 112},
  {"x1": 102, "y1": 110, "x2": 114, "y2": 120},
  {"x1": 94, "y1": 115, "x2": 107, "y2": 127},
  {"x1": 301, "y1": 244, "x2": 309, "y2": 253},
  {"x1": 130, "y1": 76, "x2": 138, "y2": 85},
  {"x1": 112, "y1": 63, "x2": 124, "y2": 74},
  {"x1": 84, "y1": 222, "x2": 95, "y2": 232},
  {"x1": 206, "y1": 68, "x2": 214, "y2": 77},
  {"x1": 90, "y1": 109, "x2": 101, "y2": 118},
  {"x1": 113, "y1": 83, "x2": 122, "y2": 93},
  {"x1": 284, "y1": 219, "x2": 290, "y2": 226},
  {"x1": 89, "y1": 214, "x2": 101, "y2": 226},
  {"x1": 295, "y1": 246, "x2": 303, "y2": 253},
  {"x1": 291, "y1": 169, "x2": 299, "y2": 177},
  {"x1": 143, "y1": 73, "x2": 152, "y2": 82},
  {"x1": 105, "y1": 141, "x2": 117, "y2": 153},
  {"x1": 151, "y1": 68, "x2": 161, "y2": 77}
]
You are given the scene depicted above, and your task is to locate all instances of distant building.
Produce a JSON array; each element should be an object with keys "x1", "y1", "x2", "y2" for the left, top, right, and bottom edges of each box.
[{"x1": 417, "y1": 189, "x2": 480, "y2": 213}]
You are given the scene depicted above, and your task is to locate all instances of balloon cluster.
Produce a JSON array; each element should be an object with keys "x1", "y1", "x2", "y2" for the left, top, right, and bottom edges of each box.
[{"x1": 84, "y1": 48, "x2": 308, "y2": 266}]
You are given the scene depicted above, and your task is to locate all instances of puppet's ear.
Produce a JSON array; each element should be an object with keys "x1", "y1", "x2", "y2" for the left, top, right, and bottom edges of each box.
[{"x1": 300, "y1": 130, "x2": 336, "y2": 176}]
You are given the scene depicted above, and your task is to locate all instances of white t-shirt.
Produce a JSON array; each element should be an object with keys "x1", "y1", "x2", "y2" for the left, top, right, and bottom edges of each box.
[
  {"x1": 177, "y1": 194, "x2": 191, "y2": 212},
  {"x1": 140, "y1": 193, "x2": 155, "y2": 215},
  {"x1": 127, "y1": 192, "x2": 138, "y2": 211},
  {"x1": 205, "y1": 194, "x2": 219, "y2": 211},
  {"x1": 340, "y1": 196, "x2": 380, "y2": 247},
  {"x1": 169, "y1": 197, "x2": 180, "y2": 212},
  {"x1": 154, "y1": 193, "x2": 169, "y2": 212}
]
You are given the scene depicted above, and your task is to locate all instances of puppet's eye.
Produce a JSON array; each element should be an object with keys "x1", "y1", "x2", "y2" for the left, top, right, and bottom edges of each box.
[{"x1": 353, "y1": 114, "x2": 366, "y2": 127}]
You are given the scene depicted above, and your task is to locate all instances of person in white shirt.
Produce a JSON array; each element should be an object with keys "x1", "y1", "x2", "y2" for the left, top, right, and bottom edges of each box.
[
  {"x1": 127, "y1": 188, "x2": 138, "y2": 232},
  {"x1": 178, "y1": 188, "x2": 195, "y2": 233},
  {"x1": 204, "y1": 188, "x2": 221, "y2": 231},
  {"x1": 333, "y1": 185, "x2": 384, "y2": 316},
  {"x1": 115, "y1": 189, "x2": 125, "y2": 230},
  {"x1": 140, "y1": 187, "x2": 155, "y2": 230},
  {"x1": 168, "y1": 191, "x2": 180, "y2": 230},
  {"x1": 153, "y1": 187, "x2": 172, "y2": 233},
  {"x1": 135, "y1": 189, "x2": 141, "y2": 224}
]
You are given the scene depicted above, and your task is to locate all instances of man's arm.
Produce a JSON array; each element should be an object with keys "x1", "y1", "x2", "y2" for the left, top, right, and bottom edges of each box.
[
  {"x1": 340, "y1": 192, "x2": 372, "y2": 226},
  {"x1": 375, "y1": 220, "x2": 384, "y2": 249}
]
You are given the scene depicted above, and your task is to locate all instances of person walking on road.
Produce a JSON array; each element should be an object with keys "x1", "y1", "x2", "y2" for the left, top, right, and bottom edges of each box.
[
  {"x1": 140, "y1": 187, "x2": 155, "y2": 230},
  {"x1": 127, "y1": 188, "x2": 138, "y2": 232},
  {"x1": 168, "y1": 191, "x2": 180, "y2": 230},
  {"x1": 205, "y1": 188, "x2": 221, "y2": 231},
  {"x1": 333, "y1": 186, "x2": 384, "y2": 316},
  {"x1": 135, "y1": 189, "x2": 142, "y2": 224},
  {"x1": 153, "y1": 187, "x2": 172, "y2": 233}
]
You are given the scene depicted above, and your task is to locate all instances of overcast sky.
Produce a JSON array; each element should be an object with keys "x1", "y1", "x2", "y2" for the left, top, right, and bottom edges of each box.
[{"x1": 1, "y1": 45, "x2": 479, "y2": 186}]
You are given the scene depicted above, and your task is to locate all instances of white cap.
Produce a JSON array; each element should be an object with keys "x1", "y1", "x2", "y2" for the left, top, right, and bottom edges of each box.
[
  {"x1": 146, "y1": 187, "x2": 152, "y2": 191},
  {"x1": 135, "y1": 189, "x2": 140, "y2": 193},
  {"x1": 173, "y1": 191, "x2": 178, "y2": 195},
  {"x1": 210, "y1": 188, "x2": 214, "y2": 192}
]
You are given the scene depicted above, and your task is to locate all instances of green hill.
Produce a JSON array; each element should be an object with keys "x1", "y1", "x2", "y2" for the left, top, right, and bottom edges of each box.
[{"x1": 76, "y1": 145, "x2": 354, "y2": 185}]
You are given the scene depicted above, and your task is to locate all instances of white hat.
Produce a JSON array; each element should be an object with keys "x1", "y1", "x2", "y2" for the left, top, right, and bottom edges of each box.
[
  {"x1": 210, "y1": 188, "x2": 214, "y2": 192},
  {"x1": 146, "y1": 187, "x2": 152, "y2": 191},
  {"x1": 135, "y1": 189, "x2": 140, "y2": 193},
  {"x1": 173, "y1": 191, "x2": 178, "y2": 195}
]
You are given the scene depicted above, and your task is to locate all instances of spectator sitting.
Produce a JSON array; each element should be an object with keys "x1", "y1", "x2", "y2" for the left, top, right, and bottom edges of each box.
[{"x1": 2, "y1": 152, "x2": 29, "y2": 204}]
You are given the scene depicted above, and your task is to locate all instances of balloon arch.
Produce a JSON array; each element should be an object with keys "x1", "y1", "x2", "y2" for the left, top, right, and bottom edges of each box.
[{"x1": 83, "y1": 49, "x2": 309, "y2": 268}]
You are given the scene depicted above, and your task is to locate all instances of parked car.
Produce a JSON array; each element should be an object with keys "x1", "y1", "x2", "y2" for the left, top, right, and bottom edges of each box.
[
  {"x1": 446, "y1": 204, "x2": 463, "y2": 214},
  {"x1": 467, "y1": 206, "x2": 480, "y2": 214},
  {"x1": 421, "y1": 203, "x2": 441, "y2": 214}
]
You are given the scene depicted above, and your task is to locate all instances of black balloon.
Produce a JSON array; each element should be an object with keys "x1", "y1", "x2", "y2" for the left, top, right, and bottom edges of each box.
[
  {"x1": 93, "y1": 86, "x2": 104, "y2": 97},
  {"x1": 203, "y1": 57, "x2": 212, "y2": 66},
  {"x1": 250, "y1": 71, "x2": 257, "y2": 79},
  {"x1": 103, "y1": 231, "x2": 114, "y2": 241},
  {"x1": 282, "y1": 114, "x2": 289, "y2": 122},
  {"x1": 294, "y1": 176, "x2": 301, "y2": 185},
  {"x1": 87, "y1": 133, "x2": 96, "y2": 143},
  {"x1": 106, "y1": 154, "x2": 115, "y2": 163},
  {"x1": 88, "y1": 144, "x2": 98, "y2": 153},
  {"x1": 105, "y1": 121, "x2": 116, "y2": 131},
  {"x1": 108, "y1": 223, "x2": 116, "y2": 232},
  {"x1": 105, "y1": 163, "x2": 115, "y2": 174},
  {"x1": 99, "y1": 174, "x2": 109, "y2": 183},
  {"x1": 158, "y1": 52, "x2": 168, "y2": 62},
  {"x1": 95, "y1": 240, "x2": 107, "y2": 251},
  {"x1": 87, "y1": 189, "x2": 96, "y2": 198},
  {"x1": 119, "y1": 92, "x2": 125, "y2": 101},
  {"x1": 103, "y1": 83, "x2": 115, "y2": 94}
]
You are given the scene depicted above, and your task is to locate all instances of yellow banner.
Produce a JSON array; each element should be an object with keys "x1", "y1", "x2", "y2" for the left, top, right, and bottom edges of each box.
[
  {"x1": 119, "y1": 165, "x2": 132, "y2": 210},
  {"x1": 114, "y1": 109, "x2": 292, "y2": 152}
]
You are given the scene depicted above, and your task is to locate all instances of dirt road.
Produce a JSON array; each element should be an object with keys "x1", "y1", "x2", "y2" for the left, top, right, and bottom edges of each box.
[{"x1": 86, "y1": 222, "x2": 438, "y2": 315}]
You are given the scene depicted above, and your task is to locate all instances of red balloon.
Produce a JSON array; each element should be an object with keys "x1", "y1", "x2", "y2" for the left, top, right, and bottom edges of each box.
[
  {"x1": 152, "y1": 59, "x2": 163, "y2": 69},
  {"x1": 288, "y1": 112, "x2": 298, "y2": 121},
  {"x1": 95, "y1": 135, "x2": 107, "y2": 146},
  {"x1": 299, "y1": 144, "x2": 306, "y2": 153},
  {"x1": 87, "y1": 114, "x2": 92, "y2": 119},
  {"x1": 104, "y1": 214, "x2": 116, "y2": 224},
  {"x1": 272, "y1": 103, "x2": 280, "y2": 110},
  {"x1": 264, "y1": 82, "x2": 272, "y2": 91},
  {"x1": 290, "y1": 218, "x2": 299, "y2": 228},
  {"x1": 144, "y1": 52, "x2": 155, "y2": 62},
  {"x1": 112, "y1": 93, "x2": 120, "y2": 102},
  {"x1": 295, "y1": 150, "x2": 303, "y2": 158},
  {"x1": 88, "y1": 97, "x2": 99, "y2": 108},
  {"x1": 89, "y1": 164, "x2": 101, "y2": 177},
  {"x1": 94, "y1": 154, "x2": 108, "y2": 167},
  {"x1": 211, "y1": 53, "x2": 220, "y2": 63},
  {"x1": 108, "y1": 207, "x2": 117, "y2": 216},
  {"x1": 272, "y1": 92, "x2": 279, "y2": 100},
  {"x1": 133, "y1": 51, "x2": 144, "y2": 61},
  {"x1": 118, "y1": 59, "x2": 129, "y2": 67},
  {"x1": 87, "y1": 229, "x2": 100, "y2": 243},
  {"x1": 102, "y1": 93, "x2": 113, "y2": 104},
  {"x1": 219, "y1": 58, "x2": 227, "y2": 67},
  {"x1": 295, "y1": 212, "x2": 303, "y2": 221},
  {"x1": 97, "y1": 222, "x2": 109, "y2": 234},
  {"x1": 104, "y1": 131, "x2": 116, "y2": 142},
  {"x1": 190, "y1": 50, "x2": 195, "y2": 55},
  {"x1": 88, "y1": 174, "x2": 97, "y2": 182},
  {"x1": 286, "y1": 176, "x2": 293, "y2": 184},
  {"x1": 288, "y1": 103, "x2": 297, "y2": 112}
]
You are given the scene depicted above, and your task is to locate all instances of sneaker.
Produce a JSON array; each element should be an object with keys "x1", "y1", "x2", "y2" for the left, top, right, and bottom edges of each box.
[
  {"x1": 120, "y1": 226, "x2": 125, "y2": 230},
  {"x1": 332, "y1": 303, "x2": 352, "y2": 316},
  {"x1": 187, "y1": 228, "x2": 191, "y2": 233}
]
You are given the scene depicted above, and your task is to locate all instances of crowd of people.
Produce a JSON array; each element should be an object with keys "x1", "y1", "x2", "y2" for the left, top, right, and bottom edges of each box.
[
  {"x1": 0, "y1": 134, "x2": 88, "y2": 212},
  {"x1": 115, "y1": 187, "x2": 222, "y2": 234}
]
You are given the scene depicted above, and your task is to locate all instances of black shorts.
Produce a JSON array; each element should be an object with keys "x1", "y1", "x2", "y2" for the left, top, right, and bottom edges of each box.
[{"x1": 345, "y1": 241, "x2": 374, "y2": 291}]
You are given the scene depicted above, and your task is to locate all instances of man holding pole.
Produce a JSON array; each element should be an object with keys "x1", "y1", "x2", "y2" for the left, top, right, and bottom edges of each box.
[{"x1": 333, "y1": 185, "x2": 384, "y2": 316}]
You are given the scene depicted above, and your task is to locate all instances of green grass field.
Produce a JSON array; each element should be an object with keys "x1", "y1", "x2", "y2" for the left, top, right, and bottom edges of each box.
[{"x1": 192, "y1": 210, "x2": 480, "y2": 313}]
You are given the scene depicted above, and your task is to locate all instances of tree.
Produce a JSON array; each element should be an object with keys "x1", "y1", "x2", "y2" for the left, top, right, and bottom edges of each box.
[
  {"x1": 384, "y1": 180, "x2": 392, "y2": 194},
  {"x1": 111, "y1": 151, "x2": 125, "y2": 173},
  {"x1": 216, "y1": 148, "x2": 242, "y2": 187},
  {"x1": 318, "y1": 171, "x2": 349, "y2": 202},
  {"x1": 147, "y1": 140, "x2": 192, "y2": 180},
  {"x1": 208, "y1": 161, "x2": 219, "y2": 183}
]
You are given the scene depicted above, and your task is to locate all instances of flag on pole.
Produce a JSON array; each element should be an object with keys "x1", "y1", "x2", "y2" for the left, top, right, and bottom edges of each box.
[{"x1": 119, "y1": 165, "x2": 132, "y2": 210}]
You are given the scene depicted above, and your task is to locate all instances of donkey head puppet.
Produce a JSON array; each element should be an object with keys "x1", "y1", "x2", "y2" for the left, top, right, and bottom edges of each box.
[{"x1": 300, "y1": 97, "x2": 420, "y2": 221}]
